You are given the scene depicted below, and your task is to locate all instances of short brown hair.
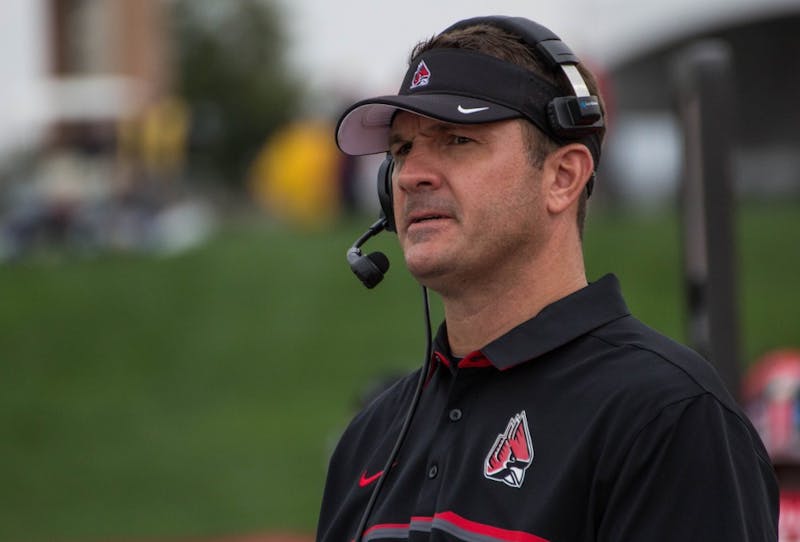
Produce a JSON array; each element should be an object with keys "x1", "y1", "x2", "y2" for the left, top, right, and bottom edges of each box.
[{"x1": 409, "y1": 23, "x2": 603, "y2": 237}]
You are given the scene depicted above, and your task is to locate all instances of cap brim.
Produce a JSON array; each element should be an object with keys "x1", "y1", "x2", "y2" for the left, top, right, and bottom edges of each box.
[{"x1": 336, "y1": 94, "x2": 521, "y2": 155}]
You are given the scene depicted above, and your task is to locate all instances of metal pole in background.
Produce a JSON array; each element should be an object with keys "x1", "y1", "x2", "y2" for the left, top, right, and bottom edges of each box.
[{"x1": 673, "y1": 40, "x2": 741, "y2": 400}]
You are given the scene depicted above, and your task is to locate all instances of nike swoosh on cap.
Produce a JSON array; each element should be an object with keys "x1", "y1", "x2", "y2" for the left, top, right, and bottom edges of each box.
[{"x1": 457, "y1": 105, "x2": 490, "y2": 114}]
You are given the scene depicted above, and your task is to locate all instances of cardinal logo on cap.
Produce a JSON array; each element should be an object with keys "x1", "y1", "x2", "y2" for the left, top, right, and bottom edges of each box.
[
  {"x1": 484, "y1": 411, "x2": 533, "y2": 488},
  {"x1": 410, "y1": 60, "x2": 431, "y2": 89}
]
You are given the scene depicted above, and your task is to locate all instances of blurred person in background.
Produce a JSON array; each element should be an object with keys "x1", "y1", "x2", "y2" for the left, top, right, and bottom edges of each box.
[{"x1": 318, "y1": 15, "x2": 778, "y2": 542}]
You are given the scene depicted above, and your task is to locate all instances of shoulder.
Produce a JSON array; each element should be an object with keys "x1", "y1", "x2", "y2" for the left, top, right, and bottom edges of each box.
[
  {"x1": 586, "y1": 314, "x2": 737, "y2": 407},
  {"x1": 598, "y1": 390, "x2": 779, "y2": 540},
  {"x1": 578, "y1": 315, "x2": 771, "y2": 462}
]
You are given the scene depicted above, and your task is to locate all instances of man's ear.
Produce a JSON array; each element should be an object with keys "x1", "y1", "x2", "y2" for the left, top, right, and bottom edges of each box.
[{"x1": 543, "y1": 143, "x2": 594, "y2": 214}]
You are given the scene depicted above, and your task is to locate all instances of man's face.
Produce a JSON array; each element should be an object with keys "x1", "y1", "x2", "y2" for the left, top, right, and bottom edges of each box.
[{"x1": 389, "y1": 112, "x2": 550, "y2": 295}]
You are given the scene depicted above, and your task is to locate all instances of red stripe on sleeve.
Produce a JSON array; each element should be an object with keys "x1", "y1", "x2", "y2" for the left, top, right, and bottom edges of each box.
[{"x1": 435, "y1": 511, "x2": 549, "y2": 542}]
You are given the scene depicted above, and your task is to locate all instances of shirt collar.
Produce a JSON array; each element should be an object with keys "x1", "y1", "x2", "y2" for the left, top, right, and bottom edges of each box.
[{"x1": 432, "y1": 274, "x2": 630, "y2": 371}]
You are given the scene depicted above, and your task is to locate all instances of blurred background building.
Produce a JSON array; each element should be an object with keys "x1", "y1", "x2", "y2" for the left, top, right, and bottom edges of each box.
[
  {"x1": 1, "y1": 0, "x2": 169, "y2": 158},
  {"x1": 0, "y1": 0, "x2": 214, "y2": 259},
  {"x1": 602, "y1": 1, "x2": 800, "y2": 206}
]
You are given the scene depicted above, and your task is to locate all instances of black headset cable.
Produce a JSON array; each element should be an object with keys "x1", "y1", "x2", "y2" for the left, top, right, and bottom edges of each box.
[{"x1": 353, "y1": 285, "x2": 433, "y2": 542}]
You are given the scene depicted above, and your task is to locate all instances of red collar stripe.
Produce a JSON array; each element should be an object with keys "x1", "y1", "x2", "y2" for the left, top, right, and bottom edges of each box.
[
  {"x1": 434, "y1": 352, "x2": 451, "y2": 368},
  {"x1": 459, "y1": 351, "x2": 493, "y2": 369},
  {"x1": 432, "y1": 351, "x2": 494, "y2": 370}
]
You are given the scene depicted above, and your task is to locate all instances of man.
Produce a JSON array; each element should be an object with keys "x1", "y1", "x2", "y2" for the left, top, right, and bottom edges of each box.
[{"x1": 318, "y1": 16, "x2": 778, "y2": 542}]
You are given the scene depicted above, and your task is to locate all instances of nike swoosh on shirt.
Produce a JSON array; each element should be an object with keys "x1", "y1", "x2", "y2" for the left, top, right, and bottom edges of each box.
[
  {"x1": 359, "y1": 469, "x2": 385, "y2": 487},
  {"x1": 457, "y1": 105, "x2": 490, "y2": 114}
]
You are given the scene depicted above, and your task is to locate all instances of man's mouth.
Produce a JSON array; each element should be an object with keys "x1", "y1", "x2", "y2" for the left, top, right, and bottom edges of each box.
[
  {"x1": 403, "y1": 205, "x2": 455, "y2": 233},
  {"x1": 411, "y1": 214, "x2": 448, "y2": 224}
]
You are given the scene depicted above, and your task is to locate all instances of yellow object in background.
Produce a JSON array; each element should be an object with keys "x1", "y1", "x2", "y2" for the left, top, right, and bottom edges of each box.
[
  {"x1": 117, "y1": 95, "x2": 189, "y2": 183},
  {"x1": 250, "y1": 119, "x2": 341, "y2": 228},
  {"x1": 140, "y1": 96, "x2": 189, "y2": 177}
]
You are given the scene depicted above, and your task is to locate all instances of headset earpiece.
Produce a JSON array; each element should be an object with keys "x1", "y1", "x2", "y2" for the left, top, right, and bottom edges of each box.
[
  {"x1": 547, "y1": 96, "x2": 604, "y2": 138},
  {"x1": 377, "y1": 154, "x2": 396, "y2": 232}
]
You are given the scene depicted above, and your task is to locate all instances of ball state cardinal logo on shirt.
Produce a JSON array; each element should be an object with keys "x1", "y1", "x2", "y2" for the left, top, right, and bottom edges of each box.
[
  {"x1": 410, "y1": 60, "x2": 431, "y2": 89},
  {"x1": 484, "y1": 411, "x2": 534, "y2": 488}
]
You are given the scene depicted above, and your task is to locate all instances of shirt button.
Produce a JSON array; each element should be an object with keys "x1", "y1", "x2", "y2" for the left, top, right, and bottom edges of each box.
[
  {"x1": 448, "y1": 408, "x2": 463, "y2": 422},
  {"x1": 428, "y1": 464, "x2": 439, "y2": 479}
]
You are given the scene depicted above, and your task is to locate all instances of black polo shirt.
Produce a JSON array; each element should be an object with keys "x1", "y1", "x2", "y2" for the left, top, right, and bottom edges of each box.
[{"x1": 317, "y1": 274, "x2": 778, "y2": 542}]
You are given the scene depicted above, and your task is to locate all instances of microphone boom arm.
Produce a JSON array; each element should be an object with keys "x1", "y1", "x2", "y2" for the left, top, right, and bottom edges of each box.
[{"x1": 347, "y1": 217, "x2": 390, "y2": 289}]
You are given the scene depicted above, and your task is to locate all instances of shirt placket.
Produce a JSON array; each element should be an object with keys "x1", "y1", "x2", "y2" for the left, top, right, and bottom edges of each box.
[{"x1": 410, "y1": 362, "x2": 486, "y2": 540}]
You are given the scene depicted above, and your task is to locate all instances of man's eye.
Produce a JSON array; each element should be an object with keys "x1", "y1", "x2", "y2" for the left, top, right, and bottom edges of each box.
[
  {"x1": 451, "y1": 135, "x2": 473, "y2": 145},
  {"x1": 392, "y1": 142, "x2": 412, "y2": 158}
]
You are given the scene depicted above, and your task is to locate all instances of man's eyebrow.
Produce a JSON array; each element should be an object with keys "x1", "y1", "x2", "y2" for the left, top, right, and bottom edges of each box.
[
  {"x1": 388, "y1": 132, "x2": 407, "y2": 147},
  {"x1": 389, "y1": 121, "x2": 469, "y2": 146}
]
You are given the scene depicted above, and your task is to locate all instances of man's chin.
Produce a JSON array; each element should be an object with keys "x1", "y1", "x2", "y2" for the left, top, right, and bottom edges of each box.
[
  {"x1": 405, "y1": 254, "x2": 440, "y2": 276},
  {"x1": 404, "y1": 256, "x2": 455, "y2": 290}
]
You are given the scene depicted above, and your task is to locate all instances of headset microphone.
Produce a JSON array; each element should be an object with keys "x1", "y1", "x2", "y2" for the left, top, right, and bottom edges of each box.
[{"x1": 347, "y1": 217, "x2": 390, "y2": 289}]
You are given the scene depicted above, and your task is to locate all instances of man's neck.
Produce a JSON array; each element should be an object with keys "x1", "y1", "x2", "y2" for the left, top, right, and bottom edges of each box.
[{"x1": 440, "y1": 244, "x2": 587, "y2": 358}]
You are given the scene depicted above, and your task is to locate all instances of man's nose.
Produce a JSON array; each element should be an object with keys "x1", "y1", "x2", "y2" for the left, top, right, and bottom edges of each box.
[{"x1": 394, "y1": 146, "x2": 444, "y2": 194}]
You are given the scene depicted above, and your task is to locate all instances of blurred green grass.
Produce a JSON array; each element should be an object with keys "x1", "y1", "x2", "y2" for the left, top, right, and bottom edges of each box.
[{"x1": 0, "y1": 201, "x2": 797, "y2": 541}]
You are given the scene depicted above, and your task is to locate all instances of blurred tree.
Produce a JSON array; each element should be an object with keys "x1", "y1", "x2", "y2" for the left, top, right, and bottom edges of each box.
[{"x1": 170, "y1": 0, "x2": 302, "y2": 186}]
